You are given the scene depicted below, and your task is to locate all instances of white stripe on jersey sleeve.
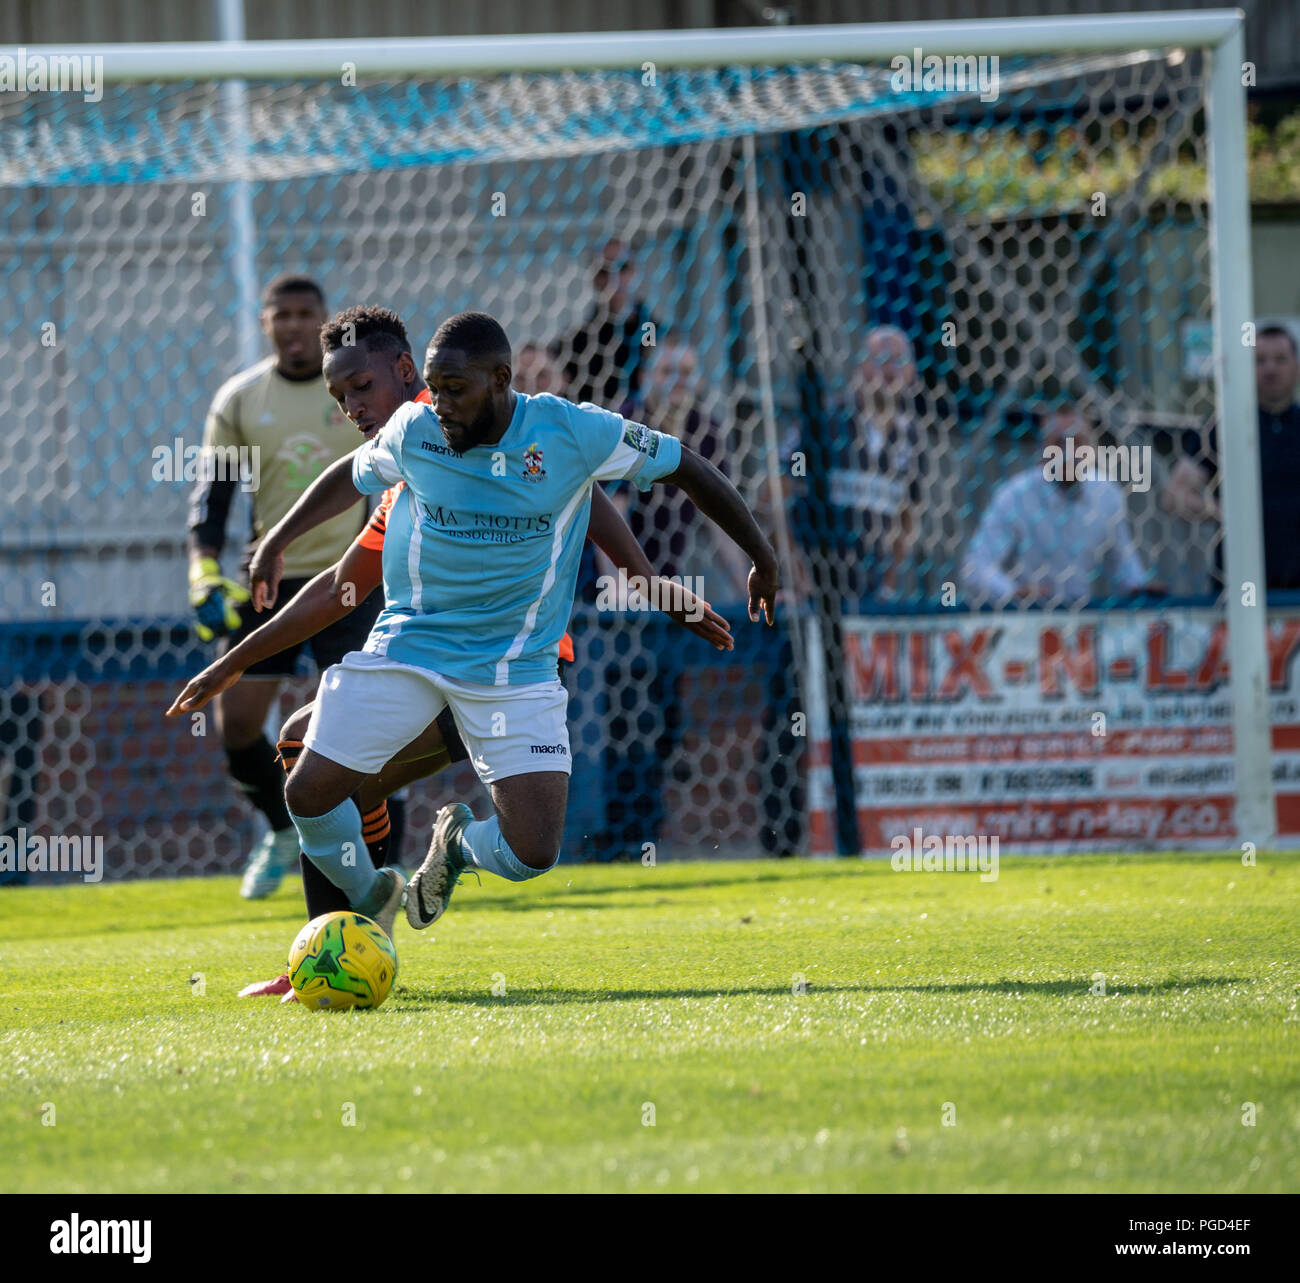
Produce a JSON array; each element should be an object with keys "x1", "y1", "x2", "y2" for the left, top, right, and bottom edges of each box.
[
  {"x1": 569, "y1": 400, "x2": 681, "y2": 492},
  {"x1": 588, "y1": 420, "x2": 664, "y2": 487}
]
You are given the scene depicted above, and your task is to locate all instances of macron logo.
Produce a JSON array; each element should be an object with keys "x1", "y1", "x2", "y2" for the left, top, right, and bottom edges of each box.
[
  {"x1": 420, "y1": 440, "x2": 456, "y2": 456},
  {"x1": 50, "y1": 1214, "x2": 151, "y2": 1263},
  {"x1": 529, "y1": 743, "x2": 568, "y2": 756}
]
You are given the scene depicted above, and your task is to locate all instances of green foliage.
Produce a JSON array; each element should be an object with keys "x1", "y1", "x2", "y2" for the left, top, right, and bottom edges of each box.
[
  {"x1": 1248, "y1": 112, "x2": 1300, "y2": 204},
  {"x1": 914, "y1": 111, "x2": 1300, "y2": 216}
]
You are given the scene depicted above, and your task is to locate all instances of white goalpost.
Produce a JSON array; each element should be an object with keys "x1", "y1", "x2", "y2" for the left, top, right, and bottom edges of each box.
[{"x1": 0, "y1": 11, "x2": 1277, "y2": 873}]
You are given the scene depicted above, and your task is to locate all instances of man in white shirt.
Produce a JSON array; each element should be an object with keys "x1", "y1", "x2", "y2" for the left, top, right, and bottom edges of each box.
[{"x1": 962, "y1": 407, "x2": 1156, "y2": 607}]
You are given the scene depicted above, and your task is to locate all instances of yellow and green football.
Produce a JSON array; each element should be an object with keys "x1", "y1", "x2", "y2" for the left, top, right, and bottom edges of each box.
[{"x1": 287, "y1": 911, "x2": 397, "y2": 1011}]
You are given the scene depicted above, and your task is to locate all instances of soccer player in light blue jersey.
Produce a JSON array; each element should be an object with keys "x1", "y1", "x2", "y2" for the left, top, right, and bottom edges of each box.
[{"x1": 249, "y1": 312, "x2": 779, "y2": 935}]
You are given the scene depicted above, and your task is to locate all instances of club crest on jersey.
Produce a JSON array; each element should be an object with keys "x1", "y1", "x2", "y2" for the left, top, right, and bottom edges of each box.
[{"x1": 522, "y1": 443, "x2": 546, "y2": 482}]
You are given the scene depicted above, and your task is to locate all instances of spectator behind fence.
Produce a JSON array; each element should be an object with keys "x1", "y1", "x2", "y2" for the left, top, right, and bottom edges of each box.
[
  {"x1": 513, "y1": 340, "x2": 565, "y2": 397},
  {"x1": 780, "y1": 324, "x2": 926, "y2": 607},
  {"x1": 593, "y1": 338, "x2": 747, "y2": 860},
  {"x1": 1160, "y1": 323, "x2": 1300, "y2": 592},
  {"x1": 962, "y1": 406, "x2": 1159, "y2": 607},
  {"x1": 756, "y1": 324, "x2": 929, "y2": 861},
  {"x1": 562, "y1": 237, "x2": 656, "y2": 408},
  {"x1": 613, "y1": 339, "x2": 749, "y2": 596}
]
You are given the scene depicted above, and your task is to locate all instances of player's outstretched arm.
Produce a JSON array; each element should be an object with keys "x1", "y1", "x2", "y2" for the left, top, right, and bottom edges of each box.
[
  {"x1": 586, "y1": 485, "x2": 733, "y2": 651},
  {"x1": 658, "y1": 444, "x2": 780, "y2": 625},
  {"x1": 165, "y1": 544, "x2": 383, "y2": 717},
  {"x1": 248, "y1": 452, "x2": 364, "y2": 610}
]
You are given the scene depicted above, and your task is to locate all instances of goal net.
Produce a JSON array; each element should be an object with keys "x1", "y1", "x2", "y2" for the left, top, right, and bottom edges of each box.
[{"x1": 0, "y1": 18, "x2": 1277, "y2": 879}]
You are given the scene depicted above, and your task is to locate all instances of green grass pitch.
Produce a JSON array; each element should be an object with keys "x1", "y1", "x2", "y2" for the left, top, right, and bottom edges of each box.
[{"x1": 2, "y1": 854, "x2": 1297, "y2": 1193}]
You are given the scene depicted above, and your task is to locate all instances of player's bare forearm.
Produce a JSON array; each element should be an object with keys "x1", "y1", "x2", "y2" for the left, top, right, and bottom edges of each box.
[
  {"x1": 663, "y1": 445, "x2": 775, "y2": 571},
  {"x1": 249, "y1": 453, "x2": 364, "y2": 608},
  {"x1": 234, "y1": 544, "x2": 381, "y2": 671},
  {"x1": 587, "y1": 483, "x2": 655, "y2": 581},
  {"x1": 234, "y1": 570, "x2": 347, "y2": 662},
  {"x1": 328, "y1": 540, "x2": 383, "y2": 609},
  {"x1": 661, "y1": 443, "x2": 779, "y2": 623},
  {"x1": 166, "y1": 569, "x2": 351, "y2": 717},
  {"x1": 586, "y1": 483, "x2": 732, "y2": 649},
  {"x1": 267, "y1": 453, "x2": 363, "y2": 554}
]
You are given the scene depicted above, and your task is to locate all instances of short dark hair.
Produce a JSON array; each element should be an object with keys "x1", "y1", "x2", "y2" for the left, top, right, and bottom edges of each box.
[
  {"x1": 428, "y1": 311, "x2": 511, "y2": 367},
  {"x1": 1258, "y1": 325, "x2": 1299, "y2": 358},
  {"x1": 320, "y1": 305, "x2": 411, "y2": 359},
  {"x1": 262, "y1": 273, "x2": 325, "y2": 308}
]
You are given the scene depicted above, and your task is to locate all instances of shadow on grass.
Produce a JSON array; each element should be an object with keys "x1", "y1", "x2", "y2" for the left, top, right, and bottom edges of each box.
[
  {"x1": 394, "y1": 975, "x2": 1250, "y2": 1008},
  {"x1": 447, "y1": 862, "x2": 876, "y2": 913},
  {"x1": 6, "y1": 863, "x2": 869, "y2": 937}
]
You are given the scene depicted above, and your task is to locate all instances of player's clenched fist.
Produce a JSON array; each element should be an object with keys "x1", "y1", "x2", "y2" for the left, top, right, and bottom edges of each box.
[{"x1": 188, "y1": 556, "x2": 249, "y2": 642}]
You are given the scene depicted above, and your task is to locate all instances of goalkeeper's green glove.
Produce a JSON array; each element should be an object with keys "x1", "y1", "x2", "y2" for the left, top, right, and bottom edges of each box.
[{"x1": 188, "y1": 557, "x2": 250, "y2": 642}]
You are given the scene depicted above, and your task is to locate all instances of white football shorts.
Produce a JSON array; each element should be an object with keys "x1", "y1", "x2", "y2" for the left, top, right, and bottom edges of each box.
[{"x1": 303, "y1": 650, "x2": 571, "y2": 783}]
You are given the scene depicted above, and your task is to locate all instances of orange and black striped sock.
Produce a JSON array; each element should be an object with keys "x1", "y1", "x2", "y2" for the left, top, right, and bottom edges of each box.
[
  {"x1": 361, "y1": 801, "x2": 392, "y2": 868},
  {"x1": 276, "y1": 738, "x2": 304, "y2": 776}
]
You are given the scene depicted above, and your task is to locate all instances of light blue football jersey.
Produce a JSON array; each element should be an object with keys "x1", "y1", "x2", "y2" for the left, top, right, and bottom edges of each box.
[{"x1": 351, "y1": 392, "x2": 683, "y2": 685}]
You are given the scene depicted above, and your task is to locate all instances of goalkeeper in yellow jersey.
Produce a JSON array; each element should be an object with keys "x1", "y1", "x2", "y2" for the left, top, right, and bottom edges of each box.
[{"x1": 187, "y1": 274, "x2": 382, "y2": 900}]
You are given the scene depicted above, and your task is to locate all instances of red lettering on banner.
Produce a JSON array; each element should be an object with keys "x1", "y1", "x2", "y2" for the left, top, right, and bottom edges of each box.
[
  {"x1": 859, "y1": 797, "x2": 1238, "y2": 847},
  {"x1": 846, "y1": 631, "x2": 899, "y2": 701},
  {"x1": 1147, "y1": 622, "x2": 1190, "y2": 690},
  {"x1": 816, "y1": 608, "x2": 1300, "y2": 855},
  {"x1": 908, "y1": 630, "x2": 930, "y2": 701},
  {"x1": 1268, "y1": 619, "x2": 1300, "y2": 689},
  {"x1": 1193, "y1": 623, "x2": 1230, "y2": 690},
  {"x1": 936, "y1": 628, "x2": 997, "y2": 700},
  {"x1": 1039, "y1": 625, "x2": 1098, "y2": 697}
]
